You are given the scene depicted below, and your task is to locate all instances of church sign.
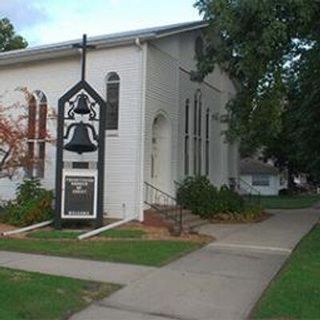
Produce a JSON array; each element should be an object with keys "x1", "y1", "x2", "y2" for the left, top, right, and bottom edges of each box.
[{"x1": 62, "y1": 170, "x2": 97, "y2": 219}]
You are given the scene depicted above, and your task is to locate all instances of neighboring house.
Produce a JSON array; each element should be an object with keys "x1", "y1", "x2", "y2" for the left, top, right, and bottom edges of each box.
[
  {"x1": 0, "y1": 21, "x2": 239, "y2": 221},
  {"x1": 239, "y1": 158, "x2": 282, "y2": 196}
]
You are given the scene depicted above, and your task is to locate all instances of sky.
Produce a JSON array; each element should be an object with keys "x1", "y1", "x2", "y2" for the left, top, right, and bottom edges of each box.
[{"x1": 0, "y1": 0, "x2": 201, "y2": 46}]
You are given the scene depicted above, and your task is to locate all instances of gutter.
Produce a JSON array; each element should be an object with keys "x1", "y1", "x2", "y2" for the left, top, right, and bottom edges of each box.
[
  {"x1": 0, "y1": 21, "x2": 208, "y2": 67},
  {"x1": 0, "y1": 34, "x2": 156, "y2": 67}
]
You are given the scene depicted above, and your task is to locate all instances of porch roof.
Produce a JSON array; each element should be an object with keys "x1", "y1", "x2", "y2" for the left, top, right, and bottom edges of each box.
[{"x1": 240, "y1": 158, "x2": 279, "y2": 176}]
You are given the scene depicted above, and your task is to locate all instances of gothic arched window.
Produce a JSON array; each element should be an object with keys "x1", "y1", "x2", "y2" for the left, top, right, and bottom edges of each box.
[
  {"x1": 27, "y1": 90, "x2": 48, "y2": 178},
  {"x1": 106, "y1": 72, "x2": 120, "y2": 130},
  {"x1": 184, "y1": 99, "x2": 190, "y2": 176}
]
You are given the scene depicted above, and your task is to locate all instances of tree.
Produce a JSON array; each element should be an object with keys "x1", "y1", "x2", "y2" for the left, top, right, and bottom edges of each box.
[
  {"x1": 0, "y1": 19, "x2": 32, "y2": 178},
  {"x1": 0, "y1": 18, "x2": 27, "y2": 52},
  {"x1": 1, "y1": 90, "x2": 30, "y2": 178},
  {"x1": 0, "y1": 93, "x2": 30, "y2": 178},
  {"x1": 195, "y1": 0, "x2": 320, "y2": 180}
]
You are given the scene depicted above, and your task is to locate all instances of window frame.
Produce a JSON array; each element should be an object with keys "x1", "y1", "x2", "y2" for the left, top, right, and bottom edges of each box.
[
  {"x1": 26, "y1": 91, "x2": 48, "y2": 179},
  {"x1": 184, "y1": 99, "x2": 190, "y2": 176},
  {"x1": 105, "y1": 72, "x2": 120, "y2": 132},
  {"x1": 252, "y1": 174, "x2": 270, "y2": 187},
  {"x1": 205, "y1": 108, "x2": 210, "y2": 176}
]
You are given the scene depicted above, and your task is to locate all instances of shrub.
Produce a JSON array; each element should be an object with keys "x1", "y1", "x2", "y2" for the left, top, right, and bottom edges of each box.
[
  {"x1": 4, "y1": 178, "x2": 53, "y2": 226},
  {"x1": 177, "y1": 176, "x2": 218, "y2": 217},
  {"x1": 177, "y1": 176, "x2": 261, "y2": 219},
  {"x1": 214, "y1": 185, "x2": 246, "y2": 214}
]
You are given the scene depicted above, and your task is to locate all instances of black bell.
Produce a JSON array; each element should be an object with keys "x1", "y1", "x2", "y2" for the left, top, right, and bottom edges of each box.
[
  {"x1": 64, "y1": 122, "x2": 97, "y2": 154},
  {"x1": 73, "y1": 93, "x2": 90, "y2": 114}
]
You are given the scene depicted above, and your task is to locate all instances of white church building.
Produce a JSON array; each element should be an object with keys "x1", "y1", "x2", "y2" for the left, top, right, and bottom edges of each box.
[{"x1": 0, "y1": 21, "x2": 239, "y2": 221}]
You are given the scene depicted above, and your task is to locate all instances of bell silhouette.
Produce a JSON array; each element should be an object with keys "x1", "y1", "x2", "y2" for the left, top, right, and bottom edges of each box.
[
  {"x1": 73, "y1": 93, "x2": 90, "y2": 114},
  {"x1": 64, "y1": 122, "x2": 97, "y2": 154}
]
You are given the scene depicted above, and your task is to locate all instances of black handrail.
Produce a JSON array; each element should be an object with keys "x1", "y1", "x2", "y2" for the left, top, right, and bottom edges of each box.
[
  {"x1": 237, "y1": 177, "x2": 261, "y2": 196},
  {"x1": 144, "y1": 181, "x2": 183, "y2": 235}
]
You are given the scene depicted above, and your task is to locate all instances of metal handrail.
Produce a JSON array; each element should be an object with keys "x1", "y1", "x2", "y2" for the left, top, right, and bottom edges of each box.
[
  {"x1": 144, "y1": 181, "x2": 183, "y2": 235},
  {"x1": 144, "y1": 181, "x2": 178, "y2": 202},
  {"x1": 231, "y1": 176, "x2": 261, "y2": 196}
]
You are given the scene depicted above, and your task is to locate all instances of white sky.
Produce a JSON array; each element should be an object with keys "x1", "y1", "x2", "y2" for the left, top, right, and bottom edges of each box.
[{"x1": 0, "y1": 0, "x2": 201, "y2": 46}]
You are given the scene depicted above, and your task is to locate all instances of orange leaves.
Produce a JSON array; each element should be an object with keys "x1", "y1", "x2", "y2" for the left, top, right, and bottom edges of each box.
[{"x1": 0, "y1": 89, "x2": 52, "y2": 179}]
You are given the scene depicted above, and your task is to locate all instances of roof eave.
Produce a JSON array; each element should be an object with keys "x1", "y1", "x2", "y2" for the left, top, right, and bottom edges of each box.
[
  {"x1": 0, "y1": 21, "x2": 208, "y2": 67},
  {"x1": 0, "y1": 33, "x2": 156, "y2": 67}
]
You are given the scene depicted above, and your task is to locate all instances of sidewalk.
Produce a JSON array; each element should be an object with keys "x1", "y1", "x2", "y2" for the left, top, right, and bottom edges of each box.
[
  {"x1": 0, "y1": 208, "x2": 319, "y2": 320},
  {"x1": 72, "y1": 208, "x2": 319, "y2": 320},
  {"x1": 0, "y1": 251, "x2": 156, "y2": 285}
]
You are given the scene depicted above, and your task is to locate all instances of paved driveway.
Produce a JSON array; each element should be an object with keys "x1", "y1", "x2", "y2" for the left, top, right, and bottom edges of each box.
[{"x1": 72, "y1": 208, "x2": 320, "y2": 320}]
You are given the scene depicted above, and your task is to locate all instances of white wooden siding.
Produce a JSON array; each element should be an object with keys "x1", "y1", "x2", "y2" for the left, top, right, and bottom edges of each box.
[
  {"x1": 240, "y1": 174, "x2": 280, "y2": 196},
  {"x1": 147, "y1": 30, "x2": 239, "y2": 191},
  {"x1": 144, "y1": 44, "x2": 179, "y2": 195},
  {"x1": 0, "y1": 46, "x2": 144, "y2": 219}
]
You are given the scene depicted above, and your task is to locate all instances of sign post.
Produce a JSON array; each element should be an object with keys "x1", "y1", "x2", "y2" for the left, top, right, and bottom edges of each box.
[{"x1": 54, "y1": 35, "x2": 106, "y2": 229}]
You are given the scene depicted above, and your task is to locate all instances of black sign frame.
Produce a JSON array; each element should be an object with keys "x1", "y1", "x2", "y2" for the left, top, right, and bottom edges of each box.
[{"x1": 62, "y1": 170, "x2": 97, "y2": 219}]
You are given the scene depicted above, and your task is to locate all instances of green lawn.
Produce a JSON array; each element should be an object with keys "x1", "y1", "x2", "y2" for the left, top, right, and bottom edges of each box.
[
  {"x1": 0, "y1": 238, "x2": 201, "y2": 266},
  {"x1": 253, "y1": 225, "x2": 320, "y2": 319},
  {"x1": 256, "y1": 194, "x2": 320, "y2": 209},
  {"x1": 0, "y1": 267, "x2": 119, "y2": 320},
  {"x1": 27, "y1": 228, "x2": 146, "y2": 239}
]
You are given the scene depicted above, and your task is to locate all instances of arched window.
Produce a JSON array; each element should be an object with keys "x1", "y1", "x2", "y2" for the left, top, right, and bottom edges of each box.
[
  {"x1": 27, "y1": 90, "x2": 48, "y2": 178},
  {"x1": 198, "y1": 91, "x2": 202, "y2": 175},
  {"x1": 106, "y1": 72, "x2": 120, "y2": 130},
  {"x1": 184, "y1": 99, "x2": 190, "y2": 176},
  {"x1": 193, "y1": 93, "x2": 198, "y2": 175},
  {"x1": 193, "y1": 90, "x2": 202, "y2": 175},
  {"x1": 205, "y1": 108, "x2": 210, "y2": 176}
]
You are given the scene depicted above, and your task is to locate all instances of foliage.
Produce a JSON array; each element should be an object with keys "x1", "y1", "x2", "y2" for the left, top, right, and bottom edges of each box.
[
  {"x1": 0, "y1": 88, "x2": 53, "y2": 179},
  {"x1": 253, "y1": 226, "x2": 320, "y2": 319},
  {"x1": 1, "y1": 90, "x2": 34, "y2": 178},
  {"x1": 177, "y1": 176, "x2": 260, "y2": 219},
  {"x1": 0, "y1": 18, "x2": 27, "y2": 52},
  {"x1": 0, "y1": 239, "x2": 201, "y2": 267},
  {"x1": 194, "y1": 0, "x2": 320, "y2": 180},
  {"x1": 0, "y1": 90, "x2": 29, "y2": 179},
  {"x1": 177, "y1": 176, "x2": 217, "y2": 217},
  {"x1": 0, "y1": 267, "x2": 119, "y2": 320},
  {"x1": 4, "y1": 178, "x2": 53, "y2": 226}
]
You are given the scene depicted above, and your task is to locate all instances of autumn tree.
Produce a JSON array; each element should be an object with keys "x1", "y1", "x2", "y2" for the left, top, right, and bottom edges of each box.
[
  {"x1": 0, "y1": 19, "x2": 30, "y2": 178},
  {"x1": 195, "y1": 0, "x2": 320, "y2": 182},
  {"x1": 0, "y1": 93, "x2": 30, "y2": 178}
]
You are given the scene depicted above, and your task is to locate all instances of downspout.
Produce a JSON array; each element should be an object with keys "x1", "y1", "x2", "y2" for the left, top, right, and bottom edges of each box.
[
  {"x1": 135, "y1": 37, "x2": 143, "y2": 50},
  {"x1": 135, "y1": 37, "x2": 148, "y2": 222}
]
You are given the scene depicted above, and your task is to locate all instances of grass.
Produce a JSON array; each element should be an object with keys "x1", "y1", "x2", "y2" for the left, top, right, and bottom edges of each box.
[
  {"x1": 27, "y1": 228, "x2": 146, "y2": 239},
  {"x1": 0, "y1": 267, "x2": 119, "y2": 320},
  {"x1": 255, "y1": 194, "x2": 320, "y2": 209},
  {"x1": 253, "y1": 225, "x2": 320, "y2": 319},
  {"x1": 0, "y1": 238, "x2": 201, "y2": 266}
]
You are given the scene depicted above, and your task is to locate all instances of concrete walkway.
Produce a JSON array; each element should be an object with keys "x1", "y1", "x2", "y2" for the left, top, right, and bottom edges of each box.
[
  {"x1": 0, "y1": 209, "x2": 319, "y2": 319},
  {"x1": 71, "y1": 208, "x2": 319, "y2": 320},
  {"x1": 0, "y1": 251, "x2": 156, "y2": 285}
]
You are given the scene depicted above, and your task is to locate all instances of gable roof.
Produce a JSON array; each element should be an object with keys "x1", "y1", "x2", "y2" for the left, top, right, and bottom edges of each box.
[
  {"x1": 0, "y1": 21, "x2": 207, "y2": 66},
  {"x1": 240, "y1": 158, "x2": 279, "y2": 175}
]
